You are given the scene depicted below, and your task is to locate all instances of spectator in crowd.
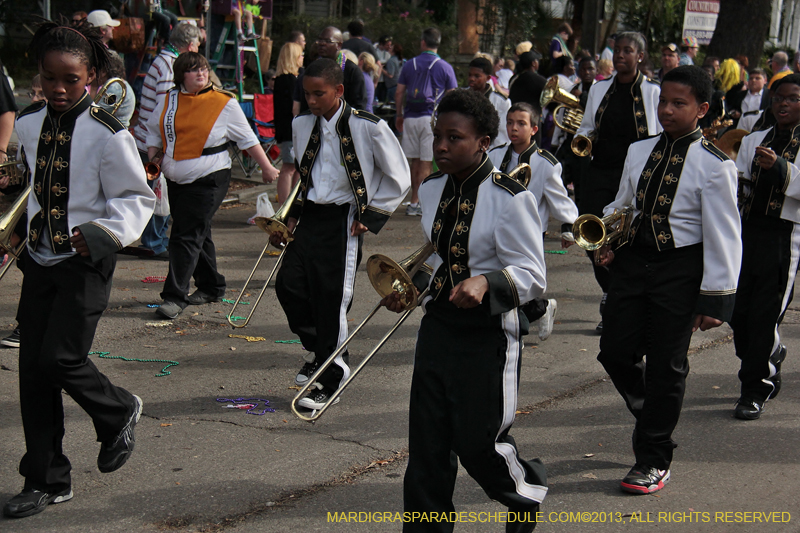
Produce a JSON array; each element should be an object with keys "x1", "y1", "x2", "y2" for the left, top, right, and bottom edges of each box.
[
  {"x1": 273, "y1": 41, "x2": 304, "y2": 204},
  {"x1": 679, "y1": 36, "x2": 698, "y2": 66},
  {"x1": 515, "y1": 41, "x2": 533, "y2": 59},
  {"x1": 375, "y1": 35, "x2": 393, "y2": 101},
  {"x1": 358, "y1": 51, "x2": 379, "y2": 112},
  {"x1": 467, "y1": 57, "x2": 511, "y2": 148},
  {"x1": 342, "y1": 19, "x2": 378, "y2": 60},
  {"x1": 383, "y1": 43, "x2": 403, "y2": 103},
  {"x1": 769, "y1": 51, "x2": 792, "y2": 88},
  {"x1": 288, "y1": 30, "x2": 306, "y2": 51},
  {"x1": 703, "y1": 56, "x2": 721, "y2": 76},
  {"x1": 262, "y1": 68, "x2": 275, "y2": 94},
  {"x1": 92, "y1": 53, "x2": 135, "y2": 127},
  {"x1": 736, "y1": 68, "x2": 771, "y2": 131},
  {"x1": 87, "y1": 10, "x2": 120, "y2": 47},
  {"x1": 657, "y1": 43, "x2": 680, "y2": 81},
  {"x1": 596, "y1": 58, "x2": 613, "y2": 80},
  {"x1": 509, "y1": 51, "x2": 547, "y2": 116},
  {"x1": 550, "y1": 22, "x2": 573, "y2": 73},
  {"x1": 601, "y1": 34, "x2": 615, "y2": 62},
  {"x1": 71, "y1": 11, "x2": 88, "y2": 26},
  {"x1": 496, "y1": 58, "x2": 515, "y2": 89}
]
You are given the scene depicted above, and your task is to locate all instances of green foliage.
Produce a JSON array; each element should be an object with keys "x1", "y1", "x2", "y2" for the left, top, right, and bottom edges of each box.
[{"x1": 618, "y1": 0, "x2": 685, "y2": 65}]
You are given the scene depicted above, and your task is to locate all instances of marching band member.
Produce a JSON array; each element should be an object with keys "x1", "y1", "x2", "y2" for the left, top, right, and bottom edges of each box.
[
  {"x1": 146, "y1": 52, "x2": 278, "y2": 319},
  {"x1": 731, "y1": 73, "x2": 800, "y2": 420},
  {"x1": 575, "y1": 31, "x2": 661, "y2": 333},
  {"x1": 595, "y1": 66, "x2": 741, "y2": 494},
  {"x1": 3, "y1": 21, "x2": 155, "y2": 518},
  {"x1": 490, "y1": 101, "x2": 578, "y2": 340},
  {"x1": 272, "y1": 58, "x2": 409, "y2": 409},
  {"x1": 384, "y1": 89, "x2": 546, "y2": 533},
  {"x1": 468, "y1": 57, "x2": 511, "y2": 149}
]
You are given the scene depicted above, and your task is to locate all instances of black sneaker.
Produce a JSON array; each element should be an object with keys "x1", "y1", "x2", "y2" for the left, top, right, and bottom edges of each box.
[
  {"x1": 1, "y1": 327, "x2": 20, "y2": 348},
  {"x1": 187, "y1": 290, "x2": 221, "y2": 305},
  {"x1": 3, "y1": 488, "x2": 73, "y2": 518},
  {"x1": 620, "y1": 463, "x2": 670, "y2": 494},
  {"x1": 595, "y1": 320, "x2": 603, "y2": 334},
  {"x1": 295, "y1": 359, "x2": 320, "y2": 386},
  {"x1": 98, "y1": 395, "x2": 142, "y2": 473},
  {"x1": 599, "y1": 292, "x2": 608, "y2": 315},
  {"x1": 734, "y1": 397, "x2": 765, "y2": 420},
  {"x1": 297, "y1": 384, "x2": 341, "y2": 410},
  {"x1": 768, "y1": 344, "x2": 787, "y2": 399},
  {"x1": 156, "y1": 301, "x2": 183, "y2": 319}
]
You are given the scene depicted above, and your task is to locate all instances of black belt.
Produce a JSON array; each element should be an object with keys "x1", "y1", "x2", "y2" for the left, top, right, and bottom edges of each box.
[{"x1": 201, "y1": 142, "x2": 231, "y2": 156}]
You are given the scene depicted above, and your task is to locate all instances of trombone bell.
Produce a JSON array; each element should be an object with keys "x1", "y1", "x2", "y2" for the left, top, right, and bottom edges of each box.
[
  {"x1": 93, "y1": 77, "x2": 128, "y2": 116},
  {"x1": 572, "y1": 206, "x2": 634, "y2": 251},
  {"x1": 571, "y1": 133, "x2": 596, "y2": 157}
]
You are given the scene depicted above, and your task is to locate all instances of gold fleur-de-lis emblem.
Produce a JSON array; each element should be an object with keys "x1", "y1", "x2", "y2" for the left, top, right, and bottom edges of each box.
[
  {"x1": 439, "y1": 200, "x2": 449, "y2": 210},
  {"x1": 50, "y1": 207, "x2": 66, "y2": 219},
  {"x1": 51, "y1": 183, "x2": 68, "y2": 196},
  {"x1": 657, "y1": 231, "x2": 672, "y2": 243},
  {"x1": 754, "y1": 155, "x2": 761, "y2": 166},
  {"x1": 350, "y1": 170, "x2": 362, "y2": 179},
  {"x1": 642, "y1": 169, "x2": 652, "y2": 180},
  {"x1": 651, "y1": 213, "x2": 666, "y2": 224},
  {"x1": 29, "y1": 229, "x2": 38, "y2": 241},
  {"x1": 450, "y1": 243, "x2": 466, "y2": 257},
  {"x1": 638, "y1": 125, "x2": 646, "y2": 133},
  {"x1": 342, "y1": 136, "x2": 351, "y2": 146},
  {"x1": 300, "y1": 183, "x2": 307, "y2": 191},
  {"x1": 55, "y1": 131, "x2": 71, "y2": 145},
  {"x1": 305, "y1": 150, "x2": 315, "y2": 159},
  {"x1": 34, "y1": 183, "x2": 42, "y2": 195},
  {"x1": 634, "y1": 96, "x2": 641, "y2": 103},
  {"x1": 361, "y1": 205, "x2": 366, "y2": 213},
  {"x1": 37, "y1": 157, "x2": 47, "y2": 169},
  {"x1": 356, "y1": 186, "x2": 365, "y2": 196},
  {"x1": 455, "y1": 221, "x2": 469, "y2": 235},
  {"x1": 53, "y1": 157, "x2": 68, "y2": 171},
  {"x1": 635, "y1": 111, "x2": 643, "y2": 118},
  {"x1": 651, "y1": 151, "x2": 663, "y2": 161},
  {"x1": 311, "y1": 133, "x2": 319, "y2": 143},
  {"x1": 784, "y1": 151, "x2": 793, "y2": 159},
  {"x1": 598, "y1": 106, "x2": 605, "y2": 114},
  {"x1": 433, "y1": 219, "x2": 442, "y2": 233},
  {"x1": 637, "y1": 190, "x2": 645, "y2": 202},
  {"x1": 345, "y1": 153, "x2": 355, "y2": 162},
  {"x1": 657, "y1": 194, "x2": 671, "y2": 206},
  {"x1": 670, "y1": 154, "x2": 684, "y2": 165},
  {"x1": 770, "y1": 200, "x2": 782, "y2": 210},
  {"x1": 434, "y1": 277, "x2": 443, "y2": 290},
  {"x1": 792, "y1": 138, "x2": 799, "y2": 146},
  {"x1": 300, "y1": 166, "x2": 309, "y2": 176},
  {"x1": 459, "y1": 199, "x2": 474, "y2": 214},
  {"x1": 41, "y1": 131, "x2": 53, "y2": 144},
  {"x1": 450, "y1": 261, "x2": 466, "y2": 274},
  {"x1": 663, "y1": 173, "x2": 678, "y2": 184},
  {"x1": 53, "y1": 231, "x2": 67, "y2": 244}
]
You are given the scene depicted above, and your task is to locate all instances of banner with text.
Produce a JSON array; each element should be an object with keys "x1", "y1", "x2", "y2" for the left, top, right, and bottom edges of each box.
[{"x1": 682, "y1": 0, "x2": 720, "y2": 45}]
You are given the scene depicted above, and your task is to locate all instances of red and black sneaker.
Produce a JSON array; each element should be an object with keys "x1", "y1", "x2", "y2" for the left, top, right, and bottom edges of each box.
[{"x1": 620, "y1": 463, "x2": 670, "y2": 494}]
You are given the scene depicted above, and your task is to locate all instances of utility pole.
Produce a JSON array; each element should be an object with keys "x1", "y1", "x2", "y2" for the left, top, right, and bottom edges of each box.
[{"x1": 581, "y1": 0, "x2": 604, "y2": 57}]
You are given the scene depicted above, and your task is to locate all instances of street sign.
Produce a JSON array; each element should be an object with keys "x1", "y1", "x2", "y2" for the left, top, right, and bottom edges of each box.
[{"x1": 682, "y1": 0, "x2": 720, "y2": 45}]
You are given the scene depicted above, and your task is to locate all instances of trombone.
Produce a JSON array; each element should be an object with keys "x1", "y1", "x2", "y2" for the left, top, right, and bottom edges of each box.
[
  {"x1": 291, "y1": 241, "x2": 434, "y2": 422},
  {"x1": 93, "y1": 77, "x2": 128, "y2": 115},
  {"x1": 572, "y1": 206, "x2": 634, "y2": 251},
  {"x1": 0, "y1": 185, "x2": 31, "y2": 281},
  {"x1": 227, "y1": 179, "x2": 301, "y2": 327}
]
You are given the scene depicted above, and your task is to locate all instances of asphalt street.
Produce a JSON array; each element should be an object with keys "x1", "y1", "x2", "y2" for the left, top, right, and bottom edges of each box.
[{"x1": 0, "y1": 177, "x2": 798, "y2": 533}]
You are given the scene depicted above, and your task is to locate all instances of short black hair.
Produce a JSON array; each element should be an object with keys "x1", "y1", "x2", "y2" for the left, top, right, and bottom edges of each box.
[
  {"x1": 509, "y1": 101, "x2": 539, "y2": 125},
  {"x1": 749, "y1": 67, "x2": 766, "y2": 78},
  {"x1": 661, "y1": 65, "x2": 713, "y2": 104},
  {"x1": 304, "y1": 57, "x2": 344, "y2": 86},
  {"x1": 578, "y1": 56, "x2": 596, "y2": 67},
  {"x1": 469, "y1": 57, "x2": 493, "y2": 76},
  {"x1": 517, "y1": 51, "x2": 541, "y2": 71},
  {"x1": 347, "y1": 19, "x2": 364, "y2": 37},
  {"x1": 379, "y1": 35, "x2": 392, "y2": 45},
  {"x1": 616, "y1": 31, "x2": 646, "y2": 54},
  {"x1": 30, "y1": 19, "x2": 113, "y2": 75},
  {"x1": 421, "y1": 27, "x2": 441, "y2": 49},
  {"x1": 436, "y1": 88, "x2": 499, "y2": 141},
  {"x1": 771, "y1": 73, "x2": 800, "y2": 93}
]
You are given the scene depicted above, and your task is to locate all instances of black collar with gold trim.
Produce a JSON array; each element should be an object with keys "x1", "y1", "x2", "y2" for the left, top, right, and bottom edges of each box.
[
  {"x1": 744, "y1": 124, "x2": 800, "y2": 219},
  {"x1": 499, "y1": 140, "x2": 537, "y2": 173},
  {"x1": 595, "y1": 71, "x2": 649, "y2": 138}
]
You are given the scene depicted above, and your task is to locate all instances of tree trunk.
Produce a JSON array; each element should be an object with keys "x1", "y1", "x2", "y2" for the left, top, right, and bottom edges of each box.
[{"x1": 706, "y1": 0, "x2": 772, "y2": 69}]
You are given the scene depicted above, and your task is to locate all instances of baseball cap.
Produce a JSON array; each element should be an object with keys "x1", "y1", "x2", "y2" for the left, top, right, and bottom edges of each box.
[
  {"x1": 87, "y1": 10, "x2": 120, "y2": 28},
  {"x1": 682, "y1": 36, "x2": 699, "y2": 48},
  {"x1": 662, "y1": 43, "x2": 679, "y2": 53}
]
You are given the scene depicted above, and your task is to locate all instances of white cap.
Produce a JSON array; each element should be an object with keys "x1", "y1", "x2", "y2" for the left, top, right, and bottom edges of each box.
[{"x1": 87, "y1": 10, "x2": 121, "y2": 28}]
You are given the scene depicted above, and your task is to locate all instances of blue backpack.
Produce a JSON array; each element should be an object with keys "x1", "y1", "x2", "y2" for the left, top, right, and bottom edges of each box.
[{"x1": 405, "y1": 56, "x2": 442, "y2": 114}]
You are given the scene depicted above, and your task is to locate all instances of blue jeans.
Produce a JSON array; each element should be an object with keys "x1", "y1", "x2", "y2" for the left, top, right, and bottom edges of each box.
[{"x1": 138, "y1": 151, "x2": 170, "y2": 254}]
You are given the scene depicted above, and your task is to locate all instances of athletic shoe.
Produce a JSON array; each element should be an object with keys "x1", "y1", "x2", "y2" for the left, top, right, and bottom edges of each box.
[
  {"x1": 768, "y1": 344, "x2": 787, "y2": 399},
  {"x1": 620, "y1": 463, "x2": 670, "y2": 494},
  {"x1": 3, "y1": 488, "x2": 73, "y2": 518},
  {"x1": 734, "y1": 397, "x2": 765, "y2": 420},
  {"x1": 297, "y1": 383, "x2": 341, "y2": 410},
  {"x1": 156, "y1": 301, "x2": 183, "y2": 319},
  {"x1": 98, "y1": 395, "x2": 142, "y2": 473},
  {"x1": 244, "y1": 30, "x2": 258, "y2": 41},
  {"x1": 599, "y1": 292, "x2": 608, "y2": 315},
  {"x1": 187, "y1": 290, "x2": 220, "y2": 305},
  {"x1": 1, "y1": 327, "x2": 21, "y2": 348},
  {"x1": 595, "y1": 320, "x2": 603, "y2": 334},
  {"x1": 405, "y1": 204, "x2": 422, "y2": 216},
  {"x1": 537, "y1": 299, "x2": 558, "y2": 341},
  {"x1": 295, "y1": 359, "x2": 320, "y2": 386}
]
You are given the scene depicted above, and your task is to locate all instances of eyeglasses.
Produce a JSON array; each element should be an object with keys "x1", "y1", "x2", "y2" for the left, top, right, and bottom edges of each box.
[
  {"x1": 771, "y1": 95, "x2": 800, "y2": 104},
  {"x1": 316, "y1": 38, "x2": 339, "y2": 44},
  {"x1": 186, "y1": 66, "x2": 209, "y2": 74}
]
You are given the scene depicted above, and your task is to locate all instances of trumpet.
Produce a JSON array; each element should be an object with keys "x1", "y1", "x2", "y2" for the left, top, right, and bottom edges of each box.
[
  {"x1": 571, "y1": 132, "x2": 596, "y2": 157},
  {"x1": 291, "y1": 241, "x2": 434, "y2": 422},
  {"x1": 227, "y1": 179, "x2": 301, "y2": 327},
  {"x1": 93, "y1": 77, "x2": 128, "y2": 116},
  {"x1": 540, "y1": 76, "x2": 584, "y2": 134},
  {"x1": 572, "y1": 206, "x2": 634, "y2": 251},
  {"x1": 144, "y1": 155, "x2": 162, "y2": 181}
]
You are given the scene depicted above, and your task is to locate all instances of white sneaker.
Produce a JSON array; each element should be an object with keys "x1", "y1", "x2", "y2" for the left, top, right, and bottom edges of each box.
[
  {"x1": 537, "y1": 299, "x2": 557, "y2": 341},
  {"x1": 405, "y1": 203, "x2": 422, "y2": 216}
]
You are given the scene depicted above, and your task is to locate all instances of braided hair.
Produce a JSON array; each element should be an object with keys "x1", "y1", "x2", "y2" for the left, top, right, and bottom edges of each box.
[{"x1": 29, "y1": 19, "x2": 113, "y2": 76}]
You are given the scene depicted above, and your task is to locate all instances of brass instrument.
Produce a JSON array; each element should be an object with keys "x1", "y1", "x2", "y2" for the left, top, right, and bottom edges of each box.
[
  {"x1": 0, "y1": 186, "x2": 31, "y2": 281},
  {"x1": 716, "y1": 128, "x2": 748, "y2": 160},
  {"x1": 571, "y1": 132, "x2": 596, "y2": 158},
  {"x1": 0, "y1": 159, "x2": 26, "y2": 187},
  {"x1": 227, "y1": 179, "x2": 301, "y2": 327},
  {"x1": 144, "y1": 155, "x2": 162, "y2": 181},
  {"x1": 504, "y1": 163, "x2": 531, "y2": 188},
  {"x1": 291, "y1": 242, "x2": 435, "y2": 422},
  {"x1": 572, "y1": 206, "x2": 634, "y2": 251},
  {"x1": 540, "y1": 76, "x2": 584, "y2": 134},
  {"x1": 290, "y1": 164, "x2": 532, "y2": 422},
  {"x1": 93, "y1": 77, "x2": 128, "y2": 116}
]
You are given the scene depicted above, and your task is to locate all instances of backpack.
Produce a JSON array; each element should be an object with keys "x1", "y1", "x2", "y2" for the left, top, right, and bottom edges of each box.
[{"x1": 405, "y1": 56, "x2": 442, "y2": 114}]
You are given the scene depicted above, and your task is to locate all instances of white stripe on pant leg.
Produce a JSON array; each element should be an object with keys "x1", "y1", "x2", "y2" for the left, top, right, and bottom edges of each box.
[
  {"x1": 771, "y1": 222, "x2": 800, "y2": 355},
  {"x1": 333, "y1": 204, "x2": 358, "y2": 388},
  {"x1": 495, "y1": 310, "x2": 548, "y2": 503}
]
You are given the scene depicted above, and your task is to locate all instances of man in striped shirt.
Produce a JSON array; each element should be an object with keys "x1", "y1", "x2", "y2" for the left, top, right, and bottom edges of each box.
[{"x1": 134, "y1": 22, "x2": 201, "y2": 258}]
